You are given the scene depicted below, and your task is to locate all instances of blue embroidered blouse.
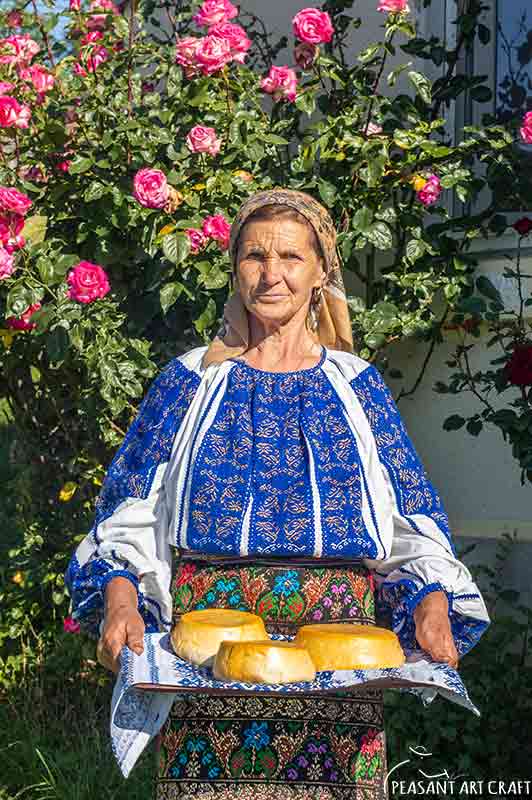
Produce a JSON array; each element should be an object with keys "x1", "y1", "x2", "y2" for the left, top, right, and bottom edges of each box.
[{"x1": 65, "y1": 345, "x2": 490, "y2": 657}]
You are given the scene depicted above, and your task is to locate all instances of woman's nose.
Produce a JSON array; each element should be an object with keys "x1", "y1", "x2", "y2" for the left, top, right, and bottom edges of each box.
[{"x1": 261, "y1": 256, "x2": 283, "y2": 283}]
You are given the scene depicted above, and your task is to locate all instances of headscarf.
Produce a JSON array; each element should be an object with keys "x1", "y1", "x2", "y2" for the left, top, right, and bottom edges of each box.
[{"x1": 201, "y1": 188, "x2": 354, "y2": 369}]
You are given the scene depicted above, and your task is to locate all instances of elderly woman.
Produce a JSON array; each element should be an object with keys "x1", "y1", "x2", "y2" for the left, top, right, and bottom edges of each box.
[{"x1": 66, "y1": 189, "x2": 489, "y2": 800}]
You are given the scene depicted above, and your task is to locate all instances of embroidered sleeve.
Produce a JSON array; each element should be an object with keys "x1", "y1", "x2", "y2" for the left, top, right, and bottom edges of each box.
[
  {"x1": 350, "y1": 365, "x2": 490, "y2": 658},
  {"x1": 65, "y1": 358, "x2": 200, "y2": 637}
]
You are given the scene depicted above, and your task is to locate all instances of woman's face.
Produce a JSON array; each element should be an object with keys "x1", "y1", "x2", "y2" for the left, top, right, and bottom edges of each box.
[{"x1": 235, "y1": 217, "x2": 324, "y2": 328}]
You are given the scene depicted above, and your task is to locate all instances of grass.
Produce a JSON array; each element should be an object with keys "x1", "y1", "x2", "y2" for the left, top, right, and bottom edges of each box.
[{"x1": 0, "y1": 678, "x2": 154, "y2": 800}]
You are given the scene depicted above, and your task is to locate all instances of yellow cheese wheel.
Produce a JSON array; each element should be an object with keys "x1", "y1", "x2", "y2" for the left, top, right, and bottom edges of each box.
[
  {"x1": 294, "y1": 623, "x2": 405, "y2": 670},
  {"x1": 213, "y1": 640, "x2": 317, "y2": 685},
  {"x1": 171, "y1": 609, "x2": 267, "y2": 667}
]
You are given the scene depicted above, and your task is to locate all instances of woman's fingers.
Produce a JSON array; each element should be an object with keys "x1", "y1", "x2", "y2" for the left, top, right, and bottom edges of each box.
[
  {"x1": 416, "y1": 616, "x2": 459, "y2": 668},
  {"x1": 97, "y1": 633, "x2": 123, "y2": 673},
  {"x1": 126, "y1": 618, "x2": 145, "y2": 656}
]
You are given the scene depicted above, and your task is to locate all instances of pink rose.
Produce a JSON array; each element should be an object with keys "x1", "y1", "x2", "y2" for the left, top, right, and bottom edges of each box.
[
  {"x1": 70, "y1": 0, "x2": 81, "y2": 10},
  {"x1": 377, "y1": 0, "x2": 410, "y2": 12},
  {"x1": 133, "y1": 167, "x2": 169, "y2": 209},
  {"x1": 202, "y1": 213, "x2": 231, "y2": 250},
  {"x1": 7, "y1": 10, "x2": 23, "y2": 27},
  {"x1": 63, "y1": 616, "x2": 81, "y2": 634},
  {"x1": 0, "y1": 96, "x2": 21, "y2": 127},
  {"x1": 175, "y1": 36, "x2": 202, "y2": 78},
  {"x1": 520, "y1": 112, "x2": 532, "y2": 145},
  {"x1": 20, "y1": 64, "x2": 55, "y2": 94},
  {"x1": 56, "y1": 160, "x2": 71, "y2": 173},
  {"x1": 0, "y1": 247, "x2": 14, "y2": 279},
  {"x1": 185, "y1": 228, "x2": 207, "y2": 253},
  {"x1": 6, "y1": 301, "x2": 41, "y2": 330},
  {"x1": 0, "y1": 187, "x2": 32, "y2": 216},
  {"x1": 0, "y1": 213, "x2": 25, "y2": 252},
  {"x1": 186, "y1": 125, "x2": 222, "y2": 156},
  {"x1": 0, "y1": 34, "x2": 40, "y2": 66},
  {"x1": 14, "y1": 103, "x2": 31, "y2": 128},
  {"x1": 260, "y1": 65, "x2": 298, "y2": 103},
  {"x1": 0, "y1": 81, "x2": 15, "y2": 95},
  {"x1": 193, "y1": 0, "x2": 238, "y2": 28},
  {"x1": 417, "y1": 174, "x2": 442, "y2": 206},
  {"x1": 195, "y1": 33, "x2": 233, "y2": 76},
  {"x1": 294, "y1": 42, "x2": 318, "y2": 70},
  {"x1": 84, "y1": 44, "x2": 109, "y2": 72},
  {"x1": 365, "y1": 121, "x2": 383, "y2": 135},
  {"x1": 86, "y1": 14, "x2": 108, "y2": 30},
  {"x1": 67, "y1": 261, "x2": 111, "y2": 304},
  {"x1": 292, "y1": 8, "x2": 334, "y2": 45},
  {"x1": 81, "y1": 30, "x2": 104, "y2": 45},
  {"x1": 209, "y1": 23, "x2": 251, "y2": 64}
]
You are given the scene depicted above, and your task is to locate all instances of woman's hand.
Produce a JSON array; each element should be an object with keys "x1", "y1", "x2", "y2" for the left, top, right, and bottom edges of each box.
[
  {"x1": 413, "y1": 590, "x2": 459, "y2": 669},
  {"x1": 97, "y1": 576, "x2": 145, "y2": 673}
]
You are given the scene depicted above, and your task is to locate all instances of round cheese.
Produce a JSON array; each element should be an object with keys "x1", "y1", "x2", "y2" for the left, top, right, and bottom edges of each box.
[
  {"x1": 213, "y1": 640, "x2": 317, "y2": 685},
  {"x1": 294, "y1": 623, "x2": 405, "y2": 670},
  {"x1": 171, "y1": 609, "x2": 267, "y2": 667}
]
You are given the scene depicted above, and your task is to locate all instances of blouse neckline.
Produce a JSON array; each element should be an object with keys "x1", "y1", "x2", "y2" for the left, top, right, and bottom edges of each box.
[{"x1": 229, "y1": 345, "x2": 327, "y2": 377}]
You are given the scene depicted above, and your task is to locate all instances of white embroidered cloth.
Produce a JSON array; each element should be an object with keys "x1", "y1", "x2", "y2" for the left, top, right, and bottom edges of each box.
[{"x1": 111, "y1": 632, "x2": 480, "y2": 778}]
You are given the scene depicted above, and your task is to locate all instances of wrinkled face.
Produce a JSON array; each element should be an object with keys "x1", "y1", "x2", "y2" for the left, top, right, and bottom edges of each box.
[{"x1": 235, "y1": 217, "x2": 324, "y2": 327}]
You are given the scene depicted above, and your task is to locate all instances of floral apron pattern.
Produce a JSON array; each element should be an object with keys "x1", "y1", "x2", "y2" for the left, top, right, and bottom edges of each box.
[{"x1": 156, "y1": 554, "x2": 387, "y2": 800}]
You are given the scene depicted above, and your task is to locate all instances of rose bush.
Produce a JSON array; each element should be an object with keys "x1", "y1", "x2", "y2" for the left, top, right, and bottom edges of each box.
[{"x1": 0, "y1": 0, "x2": 530, "y2": 684}]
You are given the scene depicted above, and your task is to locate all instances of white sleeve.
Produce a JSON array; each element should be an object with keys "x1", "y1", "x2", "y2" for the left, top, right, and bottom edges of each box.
[
  {"x1": 65, "y1": 357, "x2": 200, "y2": 637},
  {"x1": 350, "y1": 364, "x2": 490, "y2": 657}
]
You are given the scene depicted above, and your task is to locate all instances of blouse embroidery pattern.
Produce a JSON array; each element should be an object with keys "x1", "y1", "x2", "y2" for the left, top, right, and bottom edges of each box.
[{"x1": 186, "y1": 361, "x2": 377, "y2": 558}]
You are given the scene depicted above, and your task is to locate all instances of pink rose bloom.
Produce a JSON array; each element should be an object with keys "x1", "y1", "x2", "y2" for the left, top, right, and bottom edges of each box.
[
  {"x1": 56, "y1": 160, "x2": 71, "y2": 173},
  {"x1": 186, "y1": 125, "x2": 222, "y2": 156},
  {"x1": 0, "y1": 213, "x2": 25, "y2": 245},
  {"x1": 209, "y1": 23, "x2": 251, "y2": 64},
  {"x1": 4, "y1": 234, "x2": 25, "y2": 254},
  {"x1": 15, "y1": 103, "x2": 31, "y2": 128},
  {"x1": 0, "y1": 187, "x2": 32, "y2": 216},
  {"x1": 67, "y1": 261, "x2": 111, "y2": 304},
  {"x1": 20, "y1": 64, "x2": 55, "y2": 94},
  {"x1": 6, "y1": 301, "x2": 41, "y2": 330},
  {"x1": 195, "y1": 33, "x2": 233, "y2": 76},
  {"x1": 260, "y1": 65, "x2": 298, "y2": 103},
  {"x1": 185, "y1": 228, "x2": 207, "y2": 253},
  {"x1": 175, "y1": 36, "x2": 201, "y2": 78},
  {"x1": 365, "y1": 121, "x2": 383, "y2": 135},
  {"x1": 292, "y1": 8, "x2": 334, "y2": 44},
  {"x1": 0, "y1": 247, "x2": 14, "y2": 279},
  {"x1": 70, "y1": 0, "x2": 81, "y2": 10},
  {"x1": 133, "y1": 167, "x2": 169, "y2": 209},
  {"x1": 377, "y1": 0, "x2": 410, "y2": 12},
  {"x1": 84, "y1": 44, "x2": 109, "y2": 72},
  {"x1": 81, "y1": 30, "x2": 104, "y2": 45},
  {"x1": 0, "y1": 96, "x2": 21, "y2": 127},
  {"x1": 63, "y1": 616, "x2": 81, "y2": 634},
  {"x1": 0, "y1": 34, "x2": 40, "y2": 66},
  {"x1": 294, "y1": 42, "x2": 318, "y2": 70},
  {"x1": 202, "y1": 213, "x2": 231, "y2": 250},
  {"x1": 0, "y1": 81, "x2": 15, "y2": 95},
  {"x1": 7, "y1": 10, "x2": 23, "y2": 27},
  {"x1": 193, "y1": 0, "x2": 238, "y2": 28},
  {"x1": 520, "y1": 112, "x2": 532, "y2": 145},
  {"x1": 86, "y1": 14, "x2": 107, "y2": 30},
  {"x1": 417, "y1": 174, "x2": 442, "y2": 206}
]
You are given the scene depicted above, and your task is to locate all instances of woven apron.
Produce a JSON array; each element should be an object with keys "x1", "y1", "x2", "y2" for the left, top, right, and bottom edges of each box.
[{"x1": 155, "y1": 552, "x2": 388, "y2": 800}]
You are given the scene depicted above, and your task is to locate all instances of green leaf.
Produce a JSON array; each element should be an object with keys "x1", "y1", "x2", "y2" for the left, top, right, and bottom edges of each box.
[
  {"x1": 84, "y1": 181, "x2": 108, "y2": 202},
  {"x1": 159, "y1": 281, "x2": 183, "y2": 314},
  {"x1": 352, "y1": 207, "x2": 373, "y2": 233},
  {"x1": 197, "y1": 262, "x2": 229, "y2": 290},
  {"x1": 365, "y1": 221, "x2": 393, "y2": 250},
  {"x1": 162, "y1": 232, "x2": 191, "y2": 265},
  {"x1": 318, "y1": 179, "x2": 336, "y2": 207},
  {"x1": 406, "y1": 238, "x2": 427, "y2": 262},
  {"x1": 475, "y1": 275, "x2": 503, "y2": 304},
  {"x1": 358, "y1": 43, "x2": 380, "y2": 63},
  {"x1": 194, "y1": 297, "x2": 217, "y2": 335},
  {"x1": 466, "y1": 419, "x2": 483, "y2": 436},
  {"x1": 408, "y1": 70, "x2": 432, "y2": 104},
  {"x1": 46, "y1": 326, "x2": 69, "y2": 364},
  {"x1": 6, "y1": 285, "x2": 33, "y2": 317},
  {"x1": 68, "y1": 155, "x2": 93, "y2": 174},
  {"x1": 470, "y1": 86, "x2": 492, "y2": 103},
  {"x1": 477, "y1": 24, "x2": 491, "y2": 44},
  {"x1": 443, "y1": 414, "x2": 466, "y2": 431},
  {"x1": 364, "y1": 332, "x2": 387, "y2": 349},
  {"x1": 23, "y1": 215, "x2": 47, "y2": 245},
  {"x1": 295, "y1": 91, "x2": 316, "y2": 115}
]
